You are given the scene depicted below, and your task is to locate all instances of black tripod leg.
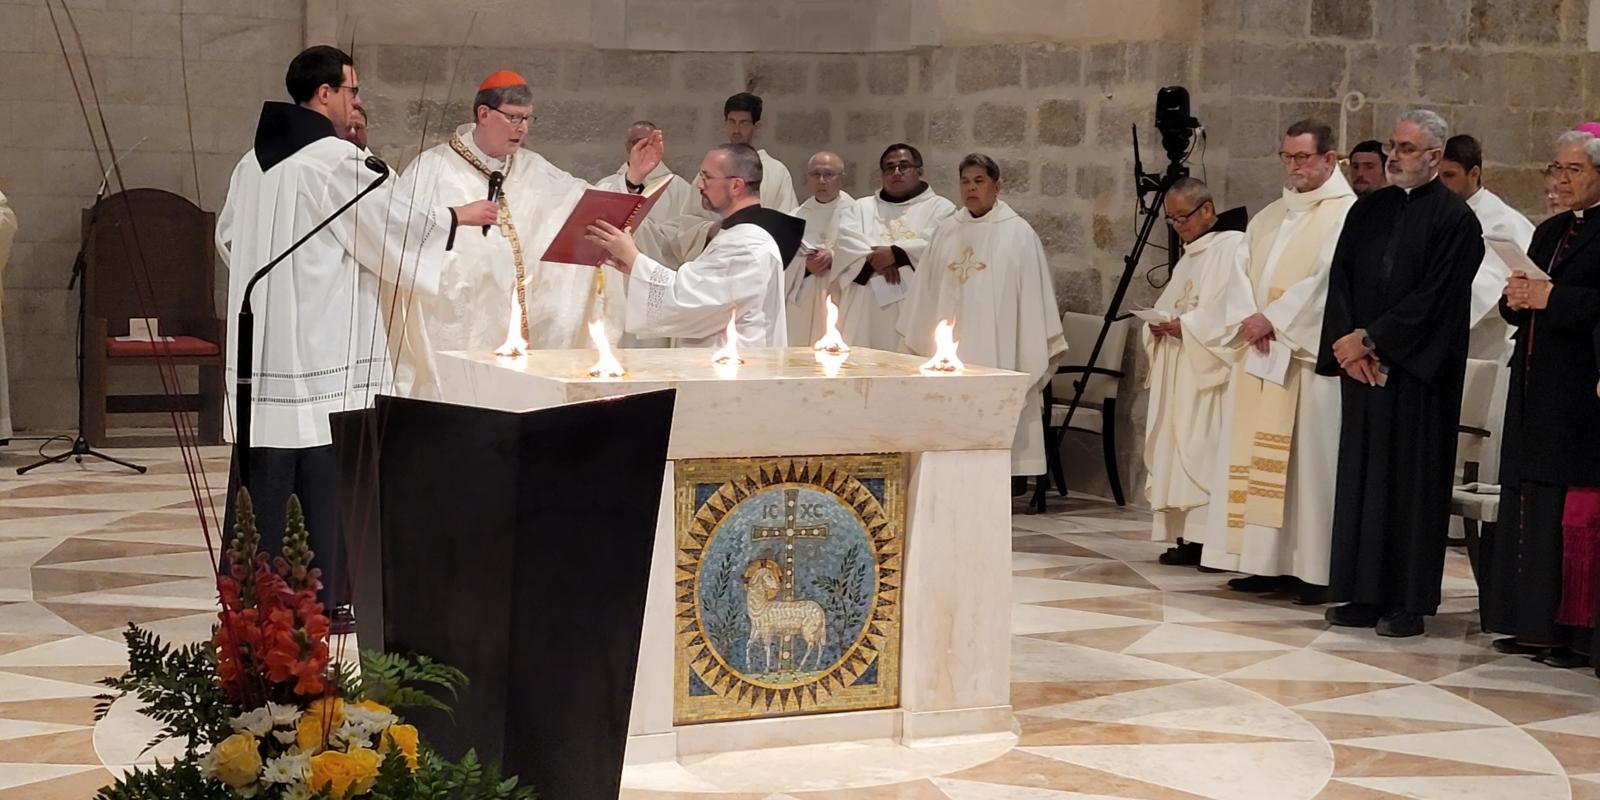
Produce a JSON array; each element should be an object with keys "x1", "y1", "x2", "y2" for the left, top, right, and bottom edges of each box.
[
  {"x1": 16, "y1": 450, "x2": 75, "y2": 476},
  {"x1": 79, "y1": 448, "x2": 148, "y2": 474}
]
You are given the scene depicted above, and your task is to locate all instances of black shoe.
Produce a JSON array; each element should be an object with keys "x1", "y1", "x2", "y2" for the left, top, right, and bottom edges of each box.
[
  {"x1": 1491, "y1": 637, "x2": 1543, "y2": 656},
  {"x1": 1159, "y1": 541, "x2": 1202, "y2": 566},
  {"x1": 1537, "y1": 647, "x2": 1588, "y2": 669},
  {"x1": 1376, "y1": 609, "x2": 1425, "y2": 638},
  {"x1": 331, "y1": 604, "x2": 357, "y2": 636},
  {"x1": 1293, "y1": 582, "x2": 1330, "y2": 606},
  {"x1": 1325, "y1": 603, "x2": 1383, "y2": 627},
  {"x1": 1227, "y1": 575, "x2": 1291, "y2": 593},
  {"x1": 1012, "y1": 476, "x2": 1031, "y2": 497}
]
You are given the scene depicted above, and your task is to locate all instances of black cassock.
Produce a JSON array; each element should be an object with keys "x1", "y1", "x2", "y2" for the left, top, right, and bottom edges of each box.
[
  {"x1": 1315, "y1": 178, "x2": 1483, "y2": 615},
  {"x1": 1478, "y1": 207, "x2": 1600, "y2": 650}
]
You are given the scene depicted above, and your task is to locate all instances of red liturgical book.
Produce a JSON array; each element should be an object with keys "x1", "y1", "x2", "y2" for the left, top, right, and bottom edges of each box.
[{"x1": 540, "y1": 177, "x2": 672, "y2": 266}]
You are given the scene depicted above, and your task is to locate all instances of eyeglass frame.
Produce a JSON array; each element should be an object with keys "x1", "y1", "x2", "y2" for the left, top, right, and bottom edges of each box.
[
  {"x1": 1548, "y1": 161, "x2": 1600, "y2": 180},
  {"x1": 1277, "y1": 150, "x2": 1332, "y2": 166},
  {"x1": 1381, "y1": 140, "x2": 1440, "y2": 159},
  {"x1": 488, "y1": 106, "x2": 535, "y2": 127},
  {"x1": 1164, "y1": 199, "x2": 1212, "y2": 226},
  {"x1": 880, "y1": 161, "x2": 921, "y2": 175}
]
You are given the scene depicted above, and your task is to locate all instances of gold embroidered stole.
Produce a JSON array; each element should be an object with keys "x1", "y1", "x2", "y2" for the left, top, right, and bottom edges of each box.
[
  {"x1": 449, "y1": 137, "x2": 530, "y2": 343},
  {"x1": 1224, "y1": 198, "x2": 1345, "y2": 550}
]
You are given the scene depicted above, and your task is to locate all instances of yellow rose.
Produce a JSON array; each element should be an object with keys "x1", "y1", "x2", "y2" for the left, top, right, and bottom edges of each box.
[
  {"x1": 355, "y1": 699, "x2": 391, "y2": 715},
  {"x1": 296, "y1": 696, "x2": 345, "y2": 753},
  {"x1": 309, "y1": 747, "x2": 381, "y2": 798},
  {"x1": 211, "y1": 732, "x2": 263, "y2": 789},
  {"x1": 381, "y1": 723, "x2": 420, "y2": 771}
]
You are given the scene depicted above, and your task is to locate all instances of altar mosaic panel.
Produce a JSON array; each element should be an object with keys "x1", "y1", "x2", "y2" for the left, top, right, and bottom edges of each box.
[{"x1": 673, "y1": 455, "x2": 905, "y2": 725}]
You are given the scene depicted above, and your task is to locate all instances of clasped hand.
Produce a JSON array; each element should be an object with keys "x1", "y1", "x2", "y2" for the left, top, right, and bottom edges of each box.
[
  {"x1": 867, "y1": 247, "x2": 902, "y2": 284},
  {"x1": 1149, "y1": 320, "x2": 1182, "y2": 339},
  {"x1": 1503, "y1": 272, "x2": 1552, "y2": 310}
]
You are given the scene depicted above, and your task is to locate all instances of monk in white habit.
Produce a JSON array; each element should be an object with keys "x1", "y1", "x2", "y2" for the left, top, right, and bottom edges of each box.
[
  {"x1": 786, "y1": 152, "x2": 872, "y2": 345},
  {"x1": 1439, "y1": 134, "x2": 1535, "y2": 484},
  {"x1": 723, "y1": 92, "x2": 798, "y2": 213},
  {"x1": 1142, "y1": 178, "x2": 1248, "y2": 545},
  {"x1": 841, "y1": 143, "x2": 957, "y2": 351},
  {"x1": 0, "y1": 188, "x2": 14, "y2": 443},
  {"x1": 216, "y1": 46, "x2": 497, "y2": 624},
  {"x1": 394, "y1": 70, "x2": 666, "y2": 397},
  {"x1": 586, "y1": 144, "x2": 804, "y2": 349},
  {"x1": 899, "y1": 154, "x2": 1066, "y2": 476},
  {"x1": 1196, "y1": 119, "x2": 1354, "y2": 606}
]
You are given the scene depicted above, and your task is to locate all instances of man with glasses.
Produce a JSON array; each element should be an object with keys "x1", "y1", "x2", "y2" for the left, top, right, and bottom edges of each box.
[
  {"x1": 1480, "y1": 130, "x2": 1600, "y2": 666},
  {"x1": 784, "y1": 152, "x2": 873, "y2": 345},
  {"x1": 1140, "y1": 178, "x2": 1249, "y2": 559},
  {"x1": 836, "y1": 143, "x2": 957, "y2": 351},
  {"x1": 1318, "y1": 109, "x2": 1485, "y2": 638},
  {"x1": 217, "y1": 46, "x2": 498, "y2": 630},
  {"x1": 1194, "y1": 119, "x2": 1353, "y2": 608},
  {"x1": 723, "y1": 92, "x2": 799, "y2": 214},
  {"x1": 585, "y1": 143, "x2": 804, "y2": 349},
  {"x1": 394, "y1": 70, "x2": 667, "y2": 397}
]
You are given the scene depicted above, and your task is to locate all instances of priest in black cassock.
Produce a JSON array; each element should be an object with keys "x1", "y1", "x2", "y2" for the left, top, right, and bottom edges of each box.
[
  {"x1": 1481, "y1": 130, "x2": 1600, "y2": 669},
  {"x1": 1316, "y1": 110, "x2": 1485, "y2": 638}
]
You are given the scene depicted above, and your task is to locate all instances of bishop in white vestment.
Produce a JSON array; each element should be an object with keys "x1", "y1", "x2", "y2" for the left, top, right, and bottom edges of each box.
[
  {"x1": 393, "y1": 72, "x2": 667, "y2": 397},
  {"x1": 899, "y1": 155, "x2": 1066, "y2": 475},
  {"x1": 588, "y1": 144, "x2": 803, "y2": 349},
  {"x1": 1441, "y1": 136, "x2": 1536, "y2": 485},
  {"x1": 1141, "y1": 179, "x2": 1250, "y2": 542},
  {"x1": 786, "y1": 152, "x2": 873, "y2": 346},
  {"x1": 841, "y1": 143, "x2": 956, "y2": 351},
  {"x1": 1196, "y1": 122, "x2": 1354, "y2": 600}
]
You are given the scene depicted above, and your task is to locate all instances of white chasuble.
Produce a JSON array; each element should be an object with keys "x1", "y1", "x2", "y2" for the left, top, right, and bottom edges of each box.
[
  {"x1": 626, "y1": 220, "x2": 788, "y2": 349},
  {"x1": 394, "y1": 125, "x2": 635, "y2": 397},
  {"x1": 0, "y1": 189, "x2": 14, "y2": 440},
  {"x1": 1463, "y1": 187, "x2": 1535, "y2": 485},
  {"x1": 1197, "y1": 172, "x2": 1353, "y2": 584},
  {"x1": 785, "y1": 193, "x2": 872, "y2": 346},
  {"x1": 898, "y1": 202, "x2": 1067, "y2": 475},
  {"x1": 217, "y1": 127, "x2": 449, "y2": 449},
  {"x1": 1140, "y1": 228, "x2": 1249, "y2": 542},
  {"x1": 840, "y1": 187, "x2": 957, "y2": 351},
  {"x1": 758, "y1": 149, "x2": 800, "y2": 214}
]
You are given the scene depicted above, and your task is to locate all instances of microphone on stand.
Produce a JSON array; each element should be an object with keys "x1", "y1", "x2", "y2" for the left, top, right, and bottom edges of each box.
[
  {"x1": 484, "y1": 170, "x2": 504, "y2": 236},
  {"x1": 72, "y1": 137, "x2": 150, "y2": 291},
  {"x1": 235, "y1": 155, "x2": 390, "y2": 488}
]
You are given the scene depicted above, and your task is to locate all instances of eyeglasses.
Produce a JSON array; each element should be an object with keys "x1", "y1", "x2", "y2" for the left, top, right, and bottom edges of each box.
[
  {"x1": 1548, "y1": 162, "x2": 1598, "y2": 179},
  {"x1": 881, "y1": 162, "x2": 919, "y2": 175},
  {"x1": 698, "y1": 172, "x2": 737, "y2": 183},
  {"x1": 808, "y1": 170, "x2": 841, "y2": 180},
  {"x1": 1164, "y1": 200, "x2": 1210, "y2": 225},
  {"x1": 491, "y1": 107, "x2": 535, "y2": 127},
  {"x1": 1381, "y1": 140, "x2": 1439, "y2": 158},
  {"x1": 1278, "y1": 151, "x2": 1327, "y2": 166}
]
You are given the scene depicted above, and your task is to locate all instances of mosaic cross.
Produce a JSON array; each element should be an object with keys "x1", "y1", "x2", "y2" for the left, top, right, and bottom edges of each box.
[{"x1": 752, "y1": 488, "x2": 831, "y2": 601}]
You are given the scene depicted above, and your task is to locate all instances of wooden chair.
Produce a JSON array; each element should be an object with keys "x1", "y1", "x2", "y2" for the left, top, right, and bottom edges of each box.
[
  {"x1": 1452, "y1": 357, "x2": 1501, "y2": 562},
  {"x1": 1032, "y1": 311, "x2": 1134, "y2": 512},
  {"x1": 82, "y1": 189, "x2": 223, "y2": 445}
]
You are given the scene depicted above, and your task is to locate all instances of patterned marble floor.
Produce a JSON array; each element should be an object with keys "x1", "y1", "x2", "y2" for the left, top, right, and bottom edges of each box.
[{"x1": 2, "y1": 442, "x2": 1600, "y2": 799}]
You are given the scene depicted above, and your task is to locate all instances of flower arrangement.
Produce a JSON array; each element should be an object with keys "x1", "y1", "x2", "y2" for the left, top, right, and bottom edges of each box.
[{"x1": 92, "y1": 490, "x2": 536, "y2": 800}]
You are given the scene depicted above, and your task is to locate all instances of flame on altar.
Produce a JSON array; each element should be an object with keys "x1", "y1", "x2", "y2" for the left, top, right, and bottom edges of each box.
[
  {"x1": 493, "y1": 288, "x2": 526, "y2": 357},
  {"x1": 919, "y1": 320, "x2": 965, "y2": 374},
  {"x1": 711, "y1": 309, "x2": 743, "y2": 367},
  {"x1": 812, "y1": 297, "x2": 850, "y2": 355},
  {"x1": 586, "y1": 318, "x2": 625, "y2": 379},
  {"x1": 815, "y1": 350, "x2": 848, "y2": 378}
]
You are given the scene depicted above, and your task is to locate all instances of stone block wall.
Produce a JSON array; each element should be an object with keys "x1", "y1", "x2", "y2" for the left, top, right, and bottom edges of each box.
[{"x1": 0, "y1": 0, "x2": 301, "y2": 431}]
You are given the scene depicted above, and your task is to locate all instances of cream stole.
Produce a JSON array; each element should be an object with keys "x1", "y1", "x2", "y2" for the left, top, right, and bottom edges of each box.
[{"x1": 1224, "y1": 195, "x2": 1346, "y2": 550}]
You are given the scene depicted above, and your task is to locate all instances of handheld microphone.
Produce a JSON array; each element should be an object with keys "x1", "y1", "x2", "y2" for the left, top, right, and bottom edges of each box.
[{"x1": 484, "y1": 170, "x2": 504, "y2": 236}]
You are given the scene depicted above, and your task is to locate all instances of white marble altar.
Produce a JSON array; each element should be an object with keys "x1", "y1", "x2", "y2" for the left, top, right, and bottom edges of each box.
[{"x1": 436, "y1": 347, "x2": 1029, "y2": 762}]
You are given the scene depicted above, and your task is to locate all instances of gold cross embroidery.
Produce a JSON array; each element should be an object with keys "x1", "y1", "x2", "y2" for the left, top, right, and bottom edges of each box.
[
  {"x1": 1175, "y1": 279, "x2": 1199, "y2": 313},
  {"x1": 948, "y1": 247, "x2": 987, "y2": 283},
  {"x1": 880, "y1": 217, "x2": 916, "y2": 244}
]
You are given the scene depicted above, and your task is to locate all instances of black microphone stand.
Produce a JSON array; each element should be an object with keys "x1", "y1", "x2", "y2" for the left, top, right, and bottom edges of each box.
[
  {"x1": 19, "y1": 181, "x2": 147, "y2": 475},
  {"x1": 234, "y1": 158, "x2": 389, "y2": 489}
]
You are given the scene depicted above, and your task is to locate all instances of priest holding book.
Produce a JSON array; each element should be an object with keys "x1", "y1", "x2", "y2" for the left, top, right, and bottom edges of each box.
[
  {"x1": 393, "y1": 70, "x2": 666, "y2": 398},
  {"x1": 585, "y1": 143, "x2": 803, "y2": 348}
]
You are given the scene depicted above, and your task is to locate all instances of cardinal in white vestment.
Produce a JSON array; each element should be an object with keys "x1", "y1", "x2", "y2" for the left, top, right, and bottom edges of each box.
[
  {"x1": 842, "y1": 143, "x2": 957, "y2": 351},
  {"x1": 786, "y1": 152, "x2": 873, "y2": 346},
  {"x1": 215, "y1": 47, "x2": 498, "y2": 620},
  {"x1": 393, "y1": 71, "x2": 669, "y2": 397},
  {"x1": 899, "y1": 155, "x2": 1067, "y2": 475},
  {"x1": 1195, "y1": 121, "x2": 1354, "y2": 604},
  {"x1": 1440, "y1": 135, "x2": 1536, "y2": 485},
  {"x1": 0, "y1": 188, "x2": 15, "y2": 442},
  {"x1": 1140, "y1": 179, "x2": 1250, "y2": 543},
  {"x1": 587, "y1": 144, "x2": 804, "y2": 349}
]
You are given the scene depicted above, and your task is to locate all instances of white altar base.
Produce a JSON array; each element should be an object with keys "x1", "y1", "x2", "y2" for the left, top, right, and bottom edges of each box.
[{"x1": 436, "y1": 347, "x2": 1030, "y2": 764}]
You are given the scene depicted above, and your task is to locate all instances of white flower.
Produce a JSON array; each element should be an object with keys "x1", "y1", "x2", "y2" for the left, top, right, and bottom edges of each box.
[
  {"x1": 272, "y1": 730, "x2": 299, "y2": 746},
  {"x1": 260, "y1": 752, "x2": 311, "y2": 785},
  {"x1": 335, "y1": 704, "x2": 397, "y2": 746},
  {"x1": 196, "y1": 748, "x2": 219, "y2": 780},
  {"x1": 282, "y1": 783, "x2": 315, "y2": 800},
  {"x1": 266, "y1": 701, "x2": 303, "y2": 729},
  {"x1": 229, "y1": 707, "x2": 274, "y2": 737}
]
